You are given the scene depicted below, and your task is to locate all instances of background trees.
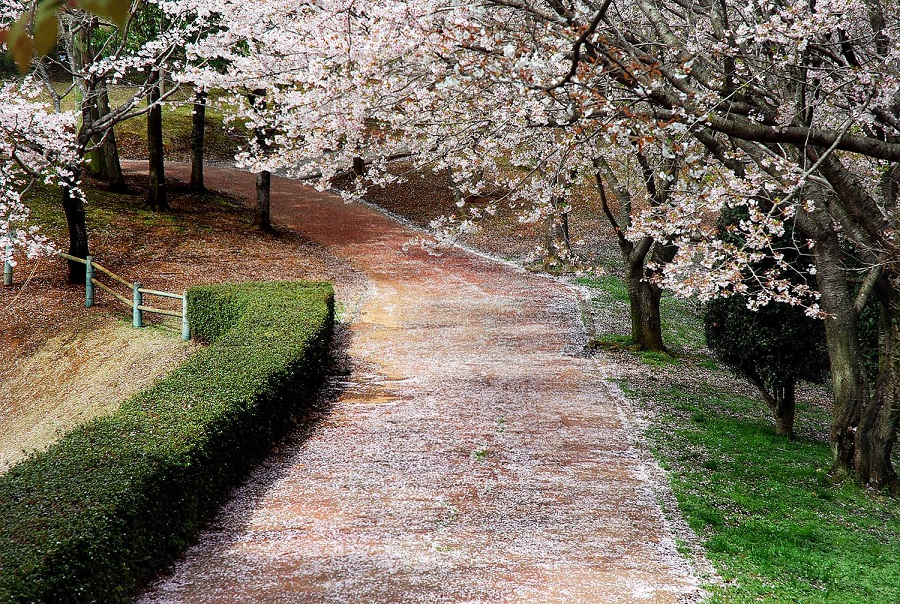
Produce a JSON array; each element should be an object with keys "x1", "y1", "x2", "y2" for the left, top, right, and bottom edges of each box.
[{"x1": 3, "y1": 0, "x2": 209, "y2": 279}]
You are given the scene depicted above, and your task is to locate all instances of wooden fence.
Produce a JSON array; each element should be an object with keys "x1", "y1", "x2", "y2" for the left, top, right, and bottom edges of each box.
[
  {"x1": 3, "y1": 246, "x2": 11, "y2": 287},
  {"x1": 58, "y1": 253, "x2": 190, "y2": 340}
]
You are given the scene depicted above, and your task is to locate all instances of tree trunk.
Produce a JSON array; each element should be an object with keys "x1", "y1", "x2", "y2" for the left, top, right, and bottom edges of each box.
[
  {"x1": 352, "y1": 156, "x2": 366, "y2": 176},
  {"x1": 147, "y1": 70, "x2": 168, "y2": 212},
  {"x1": 854, "y1": 298, "x2": 900, "y2": 490},
  {"x1": 740, "y1": 368, "x2": 798, "y2": 439},
  {"x1": 254, "y1": 170, "x2": 271, "y2": 231},
  {"x1": 625, "y1": 262, "x2": 665, "y2": 351},
  {"x1": 85, "y1": 93, "x2": 110, "y2": 181},
  {"x1": 813, "y1": 230, "x2": 867, "y2": 480},
  {"x1": 190, "y1": 91, "x2": 207, "y2": 191},
  {"x1": 772, "y1": 381, "x2": 796, "y2": 439},
  {"x1": 61, "y1": 169, "x2": 89, "y2": 284},
  {"x1": 543, "y1": 195, "x2": 573, "y2": 268},
  {"x1": 96, "y1": 81, "x2": 126, "y2": 191}
]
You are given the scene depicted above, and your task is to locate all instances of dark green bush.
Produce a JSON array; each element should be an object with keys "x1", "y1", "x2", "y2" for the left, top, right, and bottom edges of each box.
[
  {"x1": 0, "y1": 281, "x2": 334, "y2": 603},
  {"x1": 703, "y1": 207, "x2": 828, "y2": 438}
]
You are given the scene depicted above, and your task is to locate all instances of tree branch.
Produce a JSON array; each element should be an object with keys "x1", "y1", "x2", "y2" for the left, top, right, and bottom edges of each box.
[
  {"x1": 545, "y1": 0, "x2": 612, "y2": 91},
  {"x1": 854, "y1": 266, "x2": 883, "y2": 315}
]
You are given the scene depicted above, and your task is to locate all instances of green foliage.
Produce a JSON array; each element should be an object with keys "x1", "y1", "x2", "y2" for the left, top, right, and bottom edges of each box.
[
  {"x1": 705, "y1": 296, "x2": 829, "y2": 387},
  {"x1": 704, "y1": 206, "x2": 828, "y2": 392},
  {"x1": 0, "y1": 281, "x2": 334, "y2": 603},
  {"x1": 639, "y1": 384, "x2": 900, "y2": 603},
  {"x1": 2, "y1": 0, "x2": 131, "y2": 73}
]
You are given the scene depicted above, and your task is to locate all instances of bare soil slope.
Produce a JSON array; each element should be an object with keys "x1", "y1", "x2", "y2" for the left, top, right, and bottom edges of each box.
[{"x1": 0, "y1": 318, "x2": 195, "y2": 470}]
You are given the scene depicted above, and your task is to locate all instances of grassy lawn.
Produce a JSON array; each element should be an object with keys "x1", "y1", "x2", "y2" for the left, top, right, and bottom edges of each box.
[
  {"x1": 578, "y1": 275, "x2": 705, "y2": 354},
  {"x1": 112, "y1": 90, "x2": 243, "y2": 162},
  {"x1": 24, "y1": 179, "x2": 186, "y2": 244},
  {"x1": 580, "y1": 276, "x2": 900, "y2": 603},
  {"x1": 41, "y1": 81, "x2": 242, "y2": 162}
]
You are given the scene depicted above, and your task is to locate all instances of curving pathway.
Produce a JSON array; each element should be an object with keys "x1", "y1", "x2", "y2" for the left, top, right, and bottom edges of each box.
[{"x1": 137, "y1": 165, "x2": 703, "y2": 603}]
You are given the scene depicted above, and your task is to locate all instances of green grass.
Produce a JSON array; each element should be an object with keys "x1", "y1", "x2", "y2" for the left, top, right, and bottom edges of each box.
[
  {"x1": 22, "y1": 175, "x2": 245, "y2": 256},
  {"x1": 582, "y1": 273, "x2": 900, "y2": 602},
  {"x1": 113, "y1": 94, "x2": 243, "y2": 162},
  {"x1": 24, "y1": 180, "x2": 178, "y2": 242},
  {"x1": 577, "y1": 275, "x2": 630, "y2": 303},
  {"x1": 590, "y1": 333, "x2": 631, "y2": 348},
  {"x1": 636, "y1": 349, "x2": 681, "y2": 367},
  {"x1": 40, "y1": 82, "x2": 242, "y2": 162},
  {"x1": 645, "y1": 384, "x2": 900, "y2": 603}
]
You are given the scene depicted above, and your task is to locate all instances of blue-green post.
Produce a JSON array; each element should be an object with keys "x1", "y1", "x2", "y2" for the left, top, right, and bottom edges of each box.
[
  {"x1": 133, "y1": 282, "x2": 143, "y2": 327},
  {"x1": 3, "y1": 245, "x2": 11, "y2": 287},
  {"x1": 181, "y1": 291, "x2": 190, "y2": 340},
  {"x1": 85, "y1": 256, "x2": 94, "y2": 307}
]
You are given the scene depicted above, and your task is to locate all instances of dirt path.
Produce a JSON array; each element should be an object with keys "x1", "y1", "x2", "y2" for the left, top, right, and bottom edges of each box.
[{"x1": 138, "y1": 164, "x2": 703, "y2": 603}]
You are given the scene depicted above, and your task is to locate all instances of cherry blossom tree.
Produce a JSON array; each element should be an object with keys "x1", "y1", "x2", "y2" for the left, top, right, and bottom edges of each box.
[
  {"x1": 9, "y1": 0, "x2": 896, "y2": 486},
  {"x1": 0, "y1": 79, "x2": 78, "y2": 268},
  {"x1": 570, "y1": 0, "x2": 900, "y2": 487},
  {"x1": 593, "y1": 142, "x2": 682, "y2": 351},
  {"x1": 186, "y1": 0, "x2": 899, "y2": 488},
  {"x1": 2, "y1": 0, "x2": 211, "y2": 280}
]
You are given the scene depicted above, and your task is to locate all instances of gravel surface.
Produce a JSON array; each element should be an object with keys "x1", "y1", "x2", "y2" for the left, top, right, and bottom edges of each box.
[{"x1": 137, "y1": 164, "x2": 706, "y2": 603}]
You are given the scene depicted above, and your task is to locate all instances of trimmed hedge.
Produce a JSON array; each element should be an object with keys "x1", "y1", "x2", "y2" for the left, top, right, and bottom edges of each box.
[{"x1": 0, "y1": 281, "x2": 334, "y2": 603}]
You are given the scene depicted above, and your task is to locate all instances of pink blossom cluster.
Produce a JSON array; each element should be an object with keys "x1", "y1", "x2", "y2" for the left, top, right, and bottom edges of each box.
[{"x1": 0, "y1": 79, "x2": 79, "y2": 263}]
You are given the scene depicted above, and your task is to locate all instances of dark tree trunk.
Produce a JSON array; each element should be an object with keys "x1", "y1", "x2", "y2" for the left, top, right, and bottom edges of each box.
[
  {"x1": 737, "y1": 362, "x2": 799, "y2": 438},
  {"x1": 190, "y1": 91, "x2": 207, "y2": 191},
  {"x1": 543, "y1": 196, "x2": 573, "y2": 268},
  {"x1": 740, "y1": 368, "x2": 797, "y2": 438},
  {"x1": 247, "y1": 89, "x2": 272, "y2": 230},
  {"x1": 625, "y1": 265, "x2": 665, "y2": 352},
  {"x1": 813, "y1": 230, "x2": 868, "y2": 481},
  {"x1": 96, "y1": 81, "x2": 126, "y2": 191},
  {"x1": 147, "y1": 70, "x2": 168, "y2": 212},
  {"x1": 254, "y1": 170, "x2": 271, "y2": 231},
  {"x1": 623, "y1": 240, "x2": 677, "y2": 352},
  {"x1": 772, "y1": 381, "x2": 796, "y2": 439},
  {"x1": 854, "y1": 298, "x2": 900, "y2": 491},
  {"x1": 61, "y1": 168, "x2": 89, "y2": 284},
  {"x1": 352, "y1": 156, "x2": 366, "y2": 176}
]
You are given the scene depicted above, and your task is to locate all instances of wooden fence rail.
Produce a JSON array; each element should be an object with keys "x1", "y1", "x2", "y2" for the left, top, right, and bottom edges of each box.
[
  {"x1": 58, "y1": 252, "x2": 190, "y2": 340},
  {"x1": 3, "y1": 245, "x2": 11, "y2": 287}
]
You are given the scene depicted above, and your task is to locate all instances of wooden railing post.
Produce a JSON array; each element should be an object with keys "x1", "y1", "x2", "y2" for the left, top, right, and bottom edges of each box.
[
  {"x1": 3, "y1": 245, "x2": 11, "y2": 287},
  {"x1": 181, "y1": 292, "x2": 190, "y2": 341},
  {"x1": 85, "y1": 256, "x2": 94, "y2": 307},
  {"x1": 133, "y1": 282, "x2": 143, "y2": 328}
]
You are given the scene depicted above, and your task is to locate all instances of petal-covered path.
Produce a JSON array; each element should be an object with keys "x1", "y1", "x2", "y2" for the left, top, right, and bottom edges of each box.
[{"x1": 138, "y1": 165, "x2": 703, "y2": 603}]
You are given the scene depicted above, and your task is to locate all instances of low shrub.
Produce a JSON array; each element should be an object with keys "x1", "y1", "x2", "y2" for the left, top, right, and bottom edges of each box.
[{"x1": 0, "y1": 281, "x2": 334, "y2": 603}]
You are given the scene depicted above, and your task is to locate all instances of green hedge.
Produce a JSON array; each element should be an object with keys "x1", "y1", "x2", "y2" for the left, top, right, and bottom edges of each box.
[{"x1": 0, "y1": 281, "x2": 334, "y2": 603}]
